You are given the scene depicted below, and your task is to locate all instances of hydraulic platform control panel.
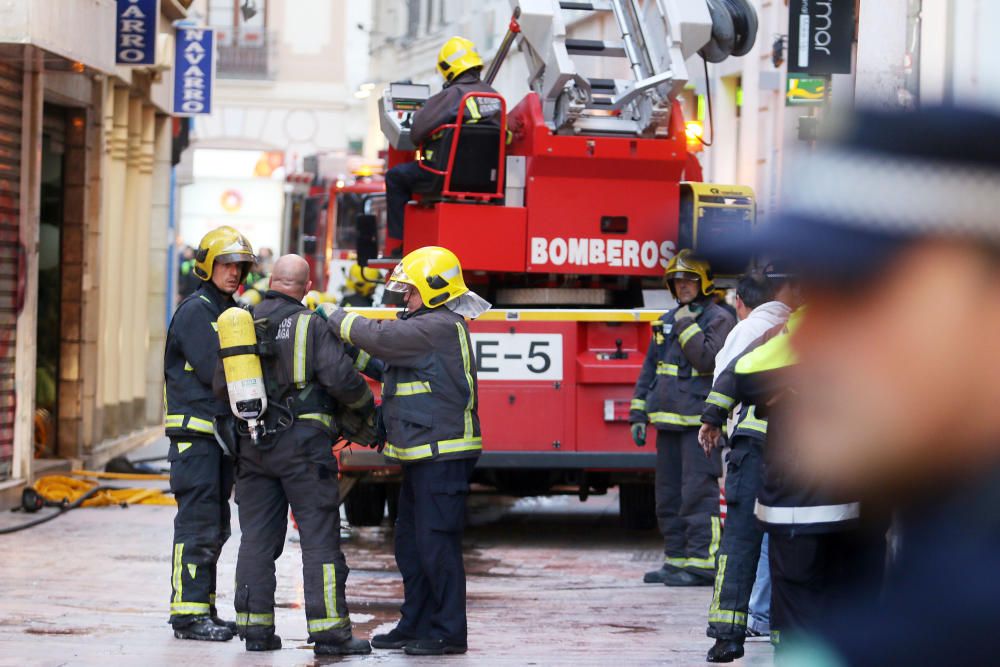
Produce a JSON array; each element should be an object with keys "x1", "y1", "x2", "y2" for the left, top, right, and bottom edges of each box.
[{"x1": 379, "y1": 82, "x2": 431, "y2": 151}]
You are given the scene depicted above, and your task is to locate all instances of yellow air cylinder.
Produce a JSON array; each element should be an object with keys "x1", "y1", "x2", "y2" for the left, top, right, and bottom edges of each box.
[{"x1": 217, "y1": 307, "x2": 268, "y2": 423}]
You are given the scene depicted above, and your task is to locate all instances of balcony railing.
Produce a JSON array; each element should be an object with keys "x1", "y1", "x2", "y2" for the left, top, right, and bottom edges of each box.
[{"x1": 214, "y1": 27, "x2": 275, "y2": 80}]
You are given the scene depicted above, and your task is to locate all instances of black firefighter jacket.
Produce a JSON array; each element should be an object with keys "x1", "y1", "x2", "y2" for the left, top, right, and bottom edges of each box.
[
  {"x1": 410, "y1": 70, "x2": 502, "y2": 163},
  {"x1": 630, "y1": 297, "x2": 735, "y2": 431},
  {"x1": 214, "y1": 291, "x2": 373, "y2": 439},
  {"x1": 164, "y1": 281, "x2": 236, "y2": 437},
  {"x1": 327, "y1": 305, "x2": 482, "y2": 465}
]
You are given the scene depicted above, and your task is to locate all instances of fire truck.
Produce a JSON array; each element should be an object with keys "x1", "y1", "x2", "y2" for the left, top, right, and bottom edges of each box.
[{"x1": 335, "y1": 0, "x2": 759, "y2": 528}]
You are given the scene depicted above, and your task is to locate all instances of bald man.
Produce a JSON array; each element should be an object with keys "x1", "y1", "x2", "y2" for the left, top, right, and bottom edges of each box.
[{"x1": 216, "y1": 254, "x2": 375, "y2": 656}]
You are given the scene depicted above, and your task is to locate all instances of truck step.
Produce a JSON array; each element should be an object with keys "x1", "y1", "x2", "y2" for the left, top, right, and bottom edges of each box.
[{"x1": 559, "y1": 0, "x2": 614, "y2": 11}]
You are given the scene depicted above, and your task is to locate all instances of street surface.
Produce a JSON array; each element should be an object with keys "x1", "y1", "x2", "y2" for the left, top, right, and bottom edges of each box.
[{"x1": 0, "y1": 478, "x2": 773, "y2": 667}]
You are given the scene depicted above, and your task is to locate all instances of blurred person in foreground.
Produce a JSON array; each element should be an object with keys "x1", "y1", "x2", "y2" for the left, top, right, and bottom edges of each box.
[{"x1": 737, "y1": 106, "x2": 1000, "y2": 666}]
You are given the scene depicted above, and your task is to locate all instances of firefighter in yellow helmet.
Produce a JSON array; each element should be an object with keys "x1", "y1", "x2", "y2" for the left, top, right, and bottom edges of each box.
[
  {"x1": 323, "y1": 246, "x2": 491, "y2": 655},
  {"x1": 163, "y1": 226, "x2": 255, "y2": 641},
  {"x1": 383, "y1": 37, "x2": 503, "y2": 255},
  {"x1": 341, "y1": 264, "x2": 382, "y2": 307},
  {"x1": 629, "y1": 249, "x2": 736, "y2": 586}
]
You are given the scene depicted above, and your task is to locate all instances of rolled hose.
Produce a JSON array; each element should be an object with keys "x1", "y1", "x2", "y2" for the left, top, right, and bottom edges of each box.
[{"x1": 700, "y1": 0, "x2": 758, "y2": 63}]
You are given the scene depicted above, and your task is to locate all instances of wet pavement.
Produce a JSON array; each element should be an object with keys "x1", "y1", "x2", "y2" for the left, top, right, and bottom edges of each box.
[{"x1": 0, "y1": 484, "x2": 774, "y2": 666}]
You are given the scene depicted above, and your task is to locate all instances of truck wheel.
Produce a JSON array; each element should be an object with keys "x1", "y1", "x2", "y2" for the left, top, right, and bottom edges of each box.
[
  {"x1": 344, "y1": 482, "x2": 387, "y2": 527},
  {"x1": 619, "y1": 482, "x2": 656, "y2": 530}
]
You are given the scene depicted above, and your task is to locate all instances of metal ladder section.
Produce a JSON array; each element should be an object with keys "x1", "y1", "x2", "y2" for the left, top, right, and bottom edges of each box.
[{"x1": 515, "y1": 0, "x2": 713, "y2": 137}]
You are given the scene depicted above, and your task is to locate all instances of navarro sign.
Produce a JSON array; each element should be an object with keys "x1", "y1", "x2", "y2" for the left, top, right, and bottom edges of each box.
[
  {"x1": 173, "y1": 26, "x2": 216, "y2": 116},
  {"x1": 787, "y1": 0, "x2": 855, "y2": 75},
  {"x1": 115, "y1": 0, "x2": 159, "y2": 66}
]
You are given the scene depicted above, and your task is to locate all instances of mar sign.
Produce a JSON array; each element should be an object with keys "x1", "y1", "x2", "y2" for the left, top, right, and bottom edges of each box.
[
  {"x1": 173, "y1": 27, "x2": 216, "y2": 116},
  {"x1": 115, "y1": 0, "x2": 159, "y2": 66}
]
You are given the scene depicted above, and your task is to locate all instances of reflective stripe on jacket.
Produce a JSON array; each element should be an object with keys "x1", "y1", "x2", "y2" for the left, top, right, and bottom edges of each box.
[
  {"x1": 164, "y1": 283, "x2": 234, "y2": 437},
  {"x1": 630, "y1": 297, "x2": 736, "y2": 431},
  {"x1": 327, "y1": 306, "x2": 482, "y2": 465}
]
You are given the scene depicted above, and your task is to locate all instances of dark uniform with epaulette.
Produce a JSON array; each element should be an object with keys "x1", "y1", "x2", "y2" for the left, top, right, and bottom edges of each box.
[
  {"x1": 217, "y1": 291, "x2": 374, "y2": 648},
  {"x1": 164, "y1": 281, "x2": 236, "y2": 627},
  {"x1": 327, "y1": 304, "x2": 481, "y2": 650},
  {"x1": 630, "y1": 297, "x2": 735, "y2": 580}
]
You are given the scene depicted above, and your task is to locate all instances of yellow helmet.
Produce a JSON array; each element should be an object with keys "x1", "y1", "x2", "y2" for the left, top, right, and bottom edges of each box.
[
  {"x1": 664, "y1": 249, "x2": 714, "y2": 297},
  {"x1": 237, "y1": 288, "x2": 263, "y2": 307},
  {"x1": 386, "y1": 246, "x2": 468, "y2": 308},
  {"x1": 436, "y1": 36, "x2": 484, "y2": 83},
  {"x1": 345, "y1": 264, "x2": 382, "y2": 298},
  {"x1": 194, "y1": 226, "x2": 255, "y2": 281}
]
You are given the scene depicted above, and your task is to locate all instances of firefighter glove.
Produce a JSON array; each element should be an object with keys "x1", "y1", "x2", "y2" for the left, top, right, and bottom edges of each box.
[
  {"x1": 631, "y1": 422, "x2": 647, "y2": 447},
  {"x1": 673, "y1": 303, "x2": 703, "y2": 323}
]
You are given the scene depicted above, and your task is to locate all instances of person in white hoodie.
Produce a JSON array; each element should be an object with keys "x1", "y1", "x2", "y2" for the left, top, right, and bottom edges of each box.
[{"x1": 699, "y1": 270, "x2": 792, "y2": 663}]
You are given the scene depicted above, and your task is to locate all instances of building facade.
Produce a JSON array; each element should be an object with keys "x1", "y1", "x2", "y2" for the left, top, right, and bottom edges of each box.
[
  {"x1": 176, "y1": 0, "x2": 372, "y2": 256},
  {"x1": 0, "y1": 0, "x2": 192, "y2": 505}
]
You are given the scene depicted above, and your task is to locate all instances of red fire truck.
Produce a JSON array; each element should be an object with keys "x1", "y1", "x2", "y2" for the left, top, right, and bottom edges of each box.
[{"x1": 334, "y1": 0, "x2": 759, "y2": 528}]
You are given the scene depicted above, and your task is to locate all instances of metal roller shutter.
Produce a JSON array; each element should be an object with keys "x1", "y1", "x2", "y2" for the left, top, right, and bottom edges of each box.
[{"x1": 0, "y1": 62, "x2": 22, "y2": 481}]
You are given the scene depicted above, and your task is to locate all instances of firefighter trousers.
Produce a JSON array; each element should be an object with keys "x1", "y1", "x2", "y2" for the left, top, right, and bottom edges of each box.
[
  {"x1": 394, "y1": 457, "x2": 478, "y2": 646},
  {"x1": 233, "y1": 427, "x2": 353, "y2": 643},
  {"x1": 708, "y1": 436, "x2": 765, "y2": 640},
  {"x1": 168, "y1": 436, "x2": 234, "y2": 625},
  {"x1": 655, "y1": 428, "x2": 723, "y2": 576},
  {"x1": 768, "y1": 527, "x2": 886, "y2": 652}
]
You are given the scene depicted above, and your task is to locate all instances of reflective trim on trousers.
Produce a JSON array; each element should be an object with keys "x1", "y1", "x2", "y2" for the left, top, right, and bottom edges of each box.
[
  {"x1": 236, "y1": 612, "x2": 275, "y2": 627},
  {"x1": 171, "y1": 543, "x2": 184, "y2": 606},
  {"x1": 165, "y1": 414, "x2": 213, "y2": 434},
  {"x1": 685, "y1": 516, "x2": 722, "y2": 569},
  {"x1": 308, "y1": 616, "x2": 351, "y2": 633},
  {"x1": 755, "y1": 501, "x2": 861, "y2": 525},
  {"x1": 323, "y1": 563, "x2": 339, "y2": 627},
  {"x1": 648, "y1": 412, "x2": 703, "y2": 427},
  {"x1": 170, "y1": 602, "x2": 211, "y2": 615}
]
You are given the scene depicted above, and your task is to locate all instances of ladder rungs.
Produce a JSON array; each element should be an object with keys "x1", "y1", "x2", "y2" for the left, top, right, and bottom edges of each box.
[
  {"x1": 565, "y1": 39, "x2": 626, "y2": 58},
  {"x1": 559, "y1": 1, "x2": 613, "y2": 11}
]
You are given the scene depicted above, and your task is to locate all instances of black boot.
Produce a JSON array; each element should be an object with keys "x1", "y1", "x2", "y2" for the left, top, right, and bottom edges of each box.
[
  {"x1": 663, "y1": 569, "x2": 713, "y2": 587},
  {"x1": 371, "y1": 628, "x2": 415, "y2": 649},
  {"x1": 314, "y1": 637, "x2": 372, "y2": 655},
  {"x1": 246, "y1": 634, "x2": 282, "y2": 652},
  {"x1": 643, "y1": 563, "x2": 682, "y2": 583},
  {"x1": 404, "y1": 639, "x2": 468, "y2": 655},
  {"x1": 706, "y1": 638, "x2": 745, "y2": 663},
  {"x1": 211, "y1": 616, "x2": 238, "y2": 633},
  {"x1": 172, "y1": 616, "x2": 234, "y2": 642}
]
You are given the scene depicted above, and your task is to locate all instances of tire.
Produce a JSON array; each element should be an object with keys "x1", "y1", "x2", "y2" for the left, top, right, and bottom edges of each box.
[
  {"x1": 344, "y1": 481, "x2": 387, "y2": 527},
  {"x1": 619, "y1": 482, "x2": 656, "y2": 530}
]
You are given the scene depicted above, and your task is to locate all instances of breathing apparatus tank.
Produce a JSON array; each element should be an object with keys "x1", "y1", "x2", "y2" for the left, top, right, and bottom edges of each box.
[{"x1": 217, "y1": 307, "x2": 268, "y2": 443}]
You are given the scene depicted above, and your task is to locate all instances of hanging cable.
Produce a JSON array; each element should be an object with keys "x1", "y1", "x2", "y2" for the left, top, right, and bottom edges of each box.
[{"x1": 698, "y1": 57, "x2": 715, "y2": 148}]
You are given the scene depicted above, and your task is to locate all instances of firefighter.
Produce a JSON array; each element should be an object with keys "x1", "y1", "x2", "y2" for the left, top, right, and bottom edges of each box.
[
  {"x1": 216, "y1": 254, "x2": 375, "y2": 655},
  {"x1": 341, "y1": 263, "x2": 381, "y2": 307},
  {"x1": 323, "y1": 246, "x2": 491, "y2": 655},
  {"x1": 384, "y1": 37, "x2": 502, "y2": 253},
  {"x1": 630, "y1": 250, "x2": 736, "y2": 586},
  {"x1": 698, "y1": 268, "x2": 794, "y2": 662},
  {"x1": 163, "y1": 225, "x2": 254, "y2": 641}
]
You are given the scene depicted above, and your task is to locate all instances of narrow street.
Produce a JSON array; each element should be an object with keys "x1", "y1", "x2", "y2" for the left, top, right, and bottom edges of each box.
[{"x1": 0, "y1": 482, "x2": 773, "y2": 666}]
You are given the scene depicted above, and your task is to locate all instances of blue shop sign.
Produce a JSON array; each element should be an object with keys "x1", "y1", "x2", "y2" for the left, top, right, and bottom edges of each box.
[
  {"x1": 173, "y1": 27, "x2": 216, "y2": 116},
  {"x1": 116, "y1": 0, "x2": 159, "y2": 66}
]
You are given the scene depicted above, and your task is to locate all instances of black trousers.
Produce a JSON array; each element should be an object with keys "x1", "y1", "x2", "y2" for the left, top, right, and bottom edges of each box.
[
  {"x1": 655, "y1": 428, "x2": 723, "y2": 575},
  {"x1": 708, "y1": 436, "x2": 765, "y2": 640},
  {"x1": 385, "y1": 161, "x2": 437, "y2": 241},
  {"x1": 394, "y1": 457, "x2": 477, "y2": 646},
  {"x1": 769, "y1": 527, "x2": 886, "y2": 653},
  {"x1": 233, "y1": 427, "x2": 353, "y2": 643},
  {"x1": 168, "y1": 436, "x2": 234, "y2": 625}
]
